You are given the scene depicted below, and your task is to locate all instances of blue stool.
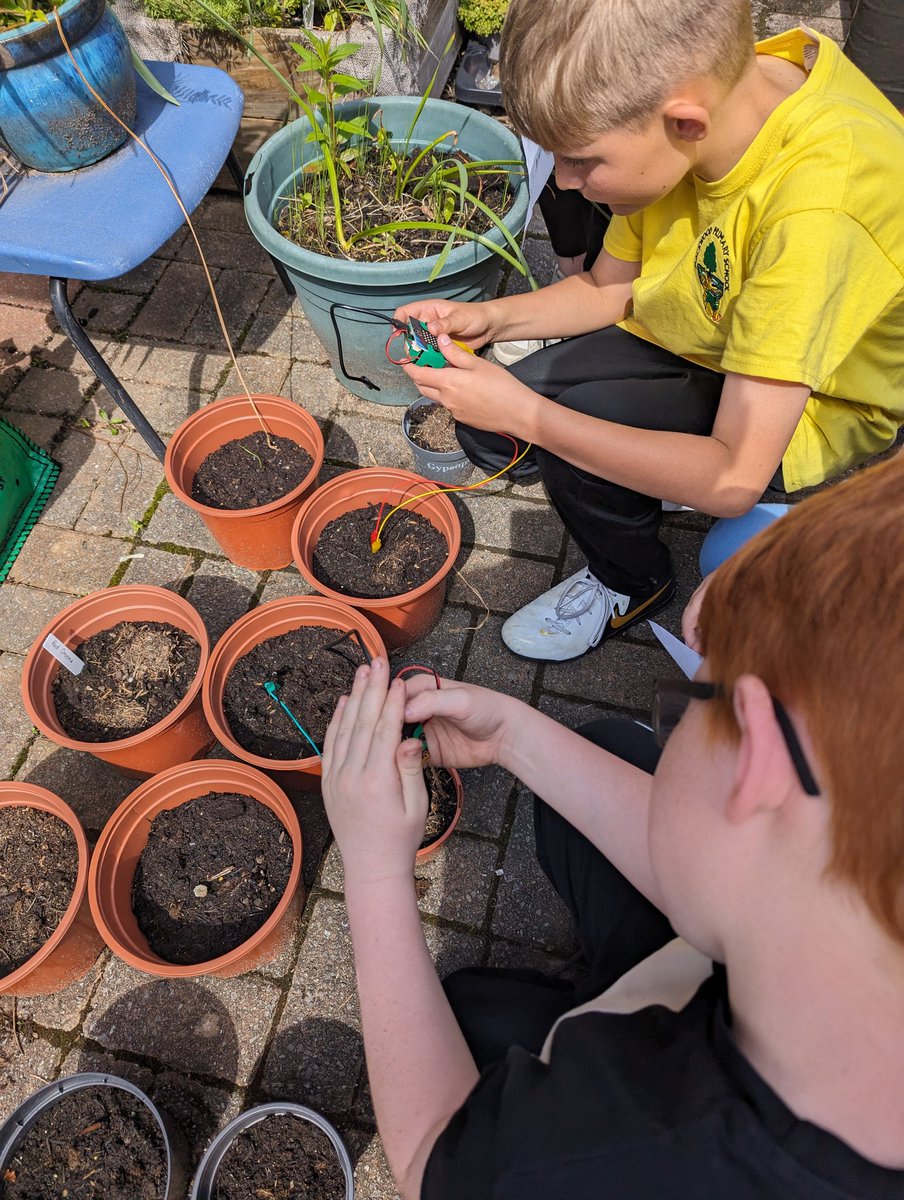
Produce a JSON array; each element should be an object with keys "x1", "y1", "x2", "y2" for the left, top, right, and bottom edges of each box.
[
  {"x1": 0, "y1": 62, "x2": 258, "y2": 460},
  {"x1": 699, "y1": 503, "x2": 791, "y2": 576}
]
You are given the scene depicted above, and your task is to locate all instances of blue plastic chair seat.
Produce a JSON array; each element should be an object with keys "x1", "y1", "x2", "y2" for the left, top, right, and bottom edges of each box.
[{"x1": 0, "y1": 61, "x2": 243, "y2": 280}]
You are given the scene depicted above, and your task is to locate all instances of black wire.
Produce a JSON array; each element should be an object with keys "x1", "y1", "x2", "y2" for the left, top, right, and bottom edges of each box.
[{"x1": 328, "y1": 303, "x2": 407, "y2": 391}]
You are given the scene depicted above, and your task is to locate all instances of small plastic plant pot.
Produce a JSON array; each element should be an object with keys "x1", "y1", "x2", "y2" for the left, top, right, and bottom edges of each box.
[
  {"x1": 202, "y1": 595, "x2": 387, "y2": 787},
  {"x1": 189, "y1": 1102, "x2": 354, "y2": 1200},
  {"x1": 292, "y1": 467, "x2": 462, "y2": 652},
  {"x1": 164, "y1": 394, "x2": 325, "y2": 570},
  {"x1": 0, "y1": 1073, "x2": 188, "y2": 1199},
  {"x1": 402, "y1": 397, "x2": 475, "y2": 486},
  {"x1": 0, "y1": 784, "x2": 103, "y2": 998},
  {"x1": 21, "y1": 586, "x2": 214, "y2": 779},
  {"x1": 88, "y1": 759, "x2": 303, "y2": 978},
  {"x1": 416, "y1": 766, "x2": 464, "y2": 865}
]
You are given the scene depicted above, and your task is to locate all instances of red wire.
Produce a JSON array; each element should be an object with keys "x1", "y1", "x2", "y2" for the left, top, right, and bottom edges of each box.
[
  {"x1": 394, "y1": 664, "x2": 441, "y2": 689},
  {"x1": 385, "y1": 329, "x2": 412, "y2": 365}
]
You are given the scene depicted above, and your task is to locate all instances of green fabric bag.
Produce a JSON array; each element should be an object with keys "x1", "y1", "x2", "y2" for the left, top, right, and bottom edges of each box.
[{"x1": 0, "y1": 417, "x2": 60, "y2": 584}]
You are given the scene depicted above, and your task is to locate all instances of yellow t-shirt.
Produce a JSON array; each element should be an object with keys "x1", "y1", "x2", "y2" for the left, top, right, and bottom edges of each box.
[{"x1": 604, "y1": 28, "x2": 904, "y2": 492}]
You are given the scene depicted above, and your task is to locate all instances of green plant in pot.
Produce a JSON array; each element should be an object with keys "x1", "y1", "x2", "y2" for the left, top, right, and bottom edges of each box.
[{"x1": 457, "y1": 0, "x2": 506, "y2": 38}]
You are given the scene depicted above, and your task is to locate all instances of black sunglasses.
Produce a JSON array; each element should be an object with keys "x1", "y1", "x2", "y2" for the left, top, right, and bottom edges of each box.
[{"x1": 652, "y1": 679, "x2": 820, "y2": 797}]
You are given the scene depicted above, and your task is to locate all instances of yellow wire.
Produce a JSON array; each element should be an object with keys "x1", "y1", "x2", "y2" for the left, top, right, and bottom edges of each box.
[{"x1": 371, "y1": 443, "x2": 533, "y2": 553}]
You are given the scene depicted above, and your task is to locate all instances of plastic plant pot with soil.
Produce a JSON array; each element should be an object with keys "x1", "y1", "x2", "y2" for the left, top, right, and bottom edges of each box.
[
  {"x1": 21, "y1": 585, "x2": 214, "y2": 779},
  {"x1": 164, "y1": 394, "x2": 325, "y2": 570},
  {"x1": 0, "y1": 1072, "x2": 187, "y2": 1199},
  {"x1": 292, "y1": 467, "x2": 461, "y2": 652},
  {"x1": 203, "y1": 595, "x2": 387, "y2": 787},
  {"x1": 417, "y1": 762, "x2": 463, "y2": 864},
  {"x1": 88, "y1": 759, "x2": 303, "y2": 978},
  {"x1": 402, "y1": 397, "x2": 475, "y2": 486},
  {"x1": 190, "y1": 1102, "x2": 354, "y2": 1200},
  {"x1": 0, "y1": 783, "x2": 103, "y2": 998}
]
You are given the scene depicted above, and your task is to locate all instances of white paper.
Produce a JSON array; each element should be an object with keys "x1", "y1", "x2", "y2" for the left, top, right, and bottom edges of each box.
[
  {"x1": 42, "y1": 633, "x2": 85, "y2": 676},
  {"x1": 648, "y1": 621, "x2": 702, "y2": 680},
  {"x1": 521, "y1": 137, "x2": 555, "y2": 212}
]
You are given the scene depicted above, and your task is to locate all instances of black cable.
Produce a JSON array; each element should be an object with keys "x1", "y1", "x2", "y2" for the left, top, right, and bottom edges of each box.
[{"x1": 328, "y1": 303, "x2": 407, "y2": 391}]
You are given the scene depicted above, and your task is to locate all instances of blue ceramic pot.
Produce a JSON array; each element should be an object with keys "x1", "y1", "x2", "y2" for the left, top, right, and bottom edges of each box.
[{"x1": 0, "y1": 0, "x2": 136, "y2": 172}]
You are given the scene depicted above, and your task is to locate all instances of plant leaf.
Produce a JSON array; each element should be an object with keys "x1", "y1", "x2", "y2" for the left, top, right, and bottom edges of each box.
[{"x1": 130, "y1": 51, "x2": 180, "y2": 105}]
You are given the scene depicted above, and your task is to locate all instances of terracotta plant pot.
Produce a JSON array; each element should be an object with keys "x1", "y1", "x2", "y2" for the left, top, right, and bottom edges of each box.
[
  {"x1": 0, "y1": 784, "x2": 103, "y2": 998},
  {"x1": 190, "y1": 1102, "x2": 354, "y2": 1199},
  {"x1": 291, "y1": 468, "x2": 462, "y2": 651},
  {"x1": 417, "y1": 767, "x2": 464, "y2": 865},
  {"x1": 164, "y1": 394, "x2": 325, "y2": 570},
  {"x1": 89, "y1": 759, "x2": 304, "y2": 979},
  {"x1": 0, "y1": 1073, "x2": 188, "y2": 1199},
  {"x1": 203, "y1": 595, "x2": 387, "y2": 786},
  {"x1": 21, "y1": 586, "x2": 214, "y2": 779}
]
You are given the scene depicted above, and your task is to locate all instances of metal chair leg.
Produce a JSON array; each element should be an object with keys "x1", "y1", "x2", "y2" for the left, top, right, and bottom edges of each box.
[{"x1": 50, "y1": 277, "x2": 167, "y2": 463}]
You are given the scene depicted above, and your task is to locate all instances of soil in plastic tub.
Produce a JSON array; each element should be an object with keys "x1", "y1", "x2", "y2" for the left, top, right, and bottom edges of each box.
[
  {"x1": 421, "y1": 766, "x2": 458, "y2": 852},
  {"x1": 223, "y1": 626, "x2": 368, "y2": 760},
  {"x1": 313, "y1": 504, "x2": 448, "y2": 599},
  {"x1": 191, "y1": 432, "x2": 314, "y2": 511},
  {"x1": 214, "y1": 1114, "x2": 346, "y2": 1200},
  {"x1": 2, "y1": 1086, "x2": 167, "y2": 1200},
  {"x1": 131, "y1": 792, "x2": 294, "y2": 966},
  {"x1": 407, "y1": 402, "x2": 459, "y2": 453},
  {"x1": 52, "y1": 621, "x2": 201, "y2": 743},
  {"x1": 0, "y1": 808, "x2": 78, "y2": 978}
]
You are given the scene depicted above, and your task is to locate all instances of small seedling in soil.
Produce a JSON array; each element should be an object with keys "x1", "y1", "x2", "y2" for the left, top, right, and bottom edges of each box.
[
  {"x1": 223, "y1": 624, "x2": 368, "y2": 761},
  {"x1": 407, "y1": 402, "x2": 459, "y2": 453},
  {"x1": 52, "y1": 620, "x2": 201, "y2": 743},
  {"x1": 132, "y1": 791, "x2": 293, "y2": 966},
  {"x1": 0, "y1": 807, "x2": 77, "y2": 978},
  {"x1": 313, "y1": 503, "x2": 448, "y2": 599},
  {"x1": 191, "y1": 431, "x2": 314, "y2": 511},
  {"x1": 2, "y1": 1086, "x2": 167, "y2": 1200},
  {"x1": 97, "y1": 408, "x2": 127, "y2": 436},
  {"x1": 214, "y1": 1114, "x2": 346, "y2": 1200}
]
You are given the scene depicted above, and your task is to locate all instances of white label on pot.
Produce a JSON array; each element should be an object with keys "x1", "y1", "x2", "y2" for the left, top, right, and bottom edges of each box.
[{"x1": 42, "y1": 634, "x2": 85, "y2": 676}]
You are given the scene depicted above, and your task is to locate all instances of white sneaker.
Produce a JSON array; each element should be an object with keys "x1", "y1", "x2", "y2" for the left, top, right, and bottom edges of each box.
[
  {"x1": 486, "y1": 338, "x2": 558, "y2": 367},
  {"x1": 501, "y1": 567, "x2": 674, "y2": 662},
  {"x1": 661, "y1": 500, "x2": 696, "y2": 513}
]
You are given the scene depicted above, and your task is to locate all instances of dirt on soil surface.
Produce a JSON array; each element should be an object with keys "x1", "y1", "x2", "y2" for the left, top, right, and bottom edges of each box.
[
  {"x1": 406, "y1": 402, "x2": 459, "y2": 453},
  {"x1": 52, "y1": 621, "x2": 201, "y2": 743},
  {"x1": 313, "y1": 503, "x2": 448, "y2": 600},
  {"x1": 223, "y1": 625, "x2": 367, "y2": 760},
  {"x1": 421, "y1": 766, "x2": 458, "y2": 851},
  {"x1": 3, "y1": 1085, "x2": 168, "y2": 1200},
  {"x1": 214, "y1": 1114, "x2": 346, "y2": 1200},
  {"x1": 191, "y1": 431, "x2": 315, "y2": 511},
  {"x1": 132, "y1": 792, "x2": 293, "y2": 966},
  {"x1": 0, "y1": 807, "x2": 78, "y2": 978}
]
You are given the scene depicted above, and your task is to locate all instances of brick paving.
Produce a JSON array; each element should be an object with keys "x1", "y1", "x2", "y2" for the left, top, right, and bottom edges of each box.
[{"x1": 0, "y1": 5, "x2": 851, "y2": 1195}]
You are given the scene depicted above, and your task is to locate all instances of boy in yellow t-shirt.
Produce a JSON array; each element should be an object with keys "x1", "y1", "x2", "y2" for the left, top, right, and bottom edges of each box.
[{"x1": 396, "y1": 0, "x2": 904, "y2": 663}]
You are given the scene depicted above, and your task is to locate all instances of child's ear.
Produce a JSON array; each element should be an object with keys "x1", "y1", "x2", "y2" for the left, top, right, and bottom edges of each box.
[
  {"x1": 726, "y1": 674, "x2": 787, "y2": 824},
  {"x1": 663, "y1": 100, "x2": 710, "y2": 142}
]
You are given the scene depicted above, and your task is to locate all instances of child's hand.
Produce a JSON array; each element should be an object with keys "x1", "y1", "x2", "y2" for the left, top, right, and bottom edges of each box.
[
  {"x1": 393, "y1": 299, "x2": 497, "y2": 351},
  {"x1": 402, "y1": 674, "x2": 519, "y2": 771},
  {"x1": 322, "y1": 658, "x2": 429, "y2": 886}
]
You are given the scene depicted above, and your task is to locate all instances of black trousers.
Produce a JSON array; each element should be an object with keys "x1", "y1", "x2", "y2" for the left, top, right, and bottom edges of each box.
[
  {"x1": 444, "y1": 719, "x2": 675, "y2": 1071},
  {"x1": 536, "y1": 176, "x2": 610, "y2": 270},
  {"x1": 457, "y1": 327, "x2": 725, "y2": 595}
]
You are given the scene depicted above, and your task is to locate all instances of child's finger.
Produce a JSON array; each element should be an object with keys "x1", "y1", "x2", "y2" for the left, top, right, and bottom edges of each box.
[
  {"x1": 322, "y1": 694, "x2": 348, "y2": 767},
  {"x1": 329, "y1": 663, "x2": 370, "y2": 764},
  {"x1": 344, "y1": 657, "x2": 391, "y2": 770}
]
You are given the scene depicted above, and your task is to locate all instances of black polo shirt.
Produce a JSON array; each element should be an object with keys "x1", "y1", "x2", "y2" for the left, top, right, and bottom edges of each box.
[{"x1": 423, "y1": 972, "x2": 904, "y2": 1199}]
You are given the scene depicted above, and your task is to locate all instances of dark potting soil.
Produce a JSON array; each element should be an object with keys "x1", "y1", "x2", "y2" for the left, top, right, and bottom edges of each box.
[
  {"x1": 131, "y1": 791, "x2": 293, "y2": 966},
  {"x1": 52, "y1": 620, "x2": 201, "y2": 743},
  {"x1": 2, "y1": 1085, "x2": 167, "y2": 1200},
  {"x1": 191, "y1": 431, "x2": 314, "y2": 511},
  {"x1": 421, "y1": 766, "x2": 458, "y2": 851},
  {"x1": 223, "y1": 625, "x2": 367, "y2": 761},
  {"x1": 0, "y1": 807, "x2": 78, "y2": 979},
  {"x1": 313, "y1": 504, "x2": 448, "y2": 600},
  {"x1": 214, "y1": 1114, "x2": 345, "y2": 1200},
  {"x1": 406, "y1": 402, "x2": 459, "y2": 453}
]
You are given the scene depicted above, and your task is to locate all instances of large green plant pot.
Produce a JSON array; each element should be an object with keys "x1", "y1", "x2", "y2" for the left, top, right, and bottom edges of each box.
[{"x1": 243, "y1": 96, "x2": 529, "y2": 405}]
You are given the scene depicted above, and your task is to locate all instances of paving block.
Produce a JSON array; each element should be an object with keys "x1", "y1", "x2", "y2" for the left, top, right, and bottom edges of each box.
[
  {"x1": 0, "y1": 302, "x2": 54, "y2": 355},
  {"x1": 504, "y1": 237, "x2": 557, "y2": 295},
  {"x1": 71, "y1": 288, "x2": 141, "y2": 334},
  {"x1": 392, "y1": 601, "x2": 472, "y2": 679},
  {"x1": 38, "y1": 332, "x2": 124, "y2": 377},
  {"x1": 460, "y1": 489, "x2": 565, "y2": 559},
  {"x1": 18, "y1": 952, "x2": 108, "y2": 1033},
  {"x1": 180, "y1": 228, "x2": 273, "y2": 273},
  {"x1": 257, "y1": 566, "x2": 315, "y2": 604},
  {"x1": 102, "y1": 255, "x2": 169, "y2": 294},
  {"x1": 184, "y1": 269, "x2": 272, "y2": 348},
  {"x1": 352, "y1": 1134, "x2": 401, "y2": 1200},
  {"x1": 84, "y1": 957, "x2": 281, "y2": 1087},
  {"x1": 0, "y1": 653, "x2": 38, "y2": 775},
  {"x1": 413, "y1": 833, "x2": 499, "y2": 928},
  {"x1": 218, "y1": 353, "x2": 292, "y2": 399},
  {"x1": 457, "y1": 764, "x2": 516, "y2": 839},
  {"x1": 93, "y1": 380, "x2": 207, "y2": 438},
  {"x1": 536, "y1": 692, "x2": 618, "y2": 736},
  {"x1": 110, "y1": 343, "x2": 230, "y2": 393},
  {"x1": 131, "y1": 261, "x2": 210, "y2": 341},
  {"x1": 4, "y1": 274, "x2": 56, "y2": 310},
  {"x1": 0, "y1": 584, "x2": 73, "y2": 655},
  {"x1": 282, "y1": 362, "x2": 345, "y2": 423},
  {"x1": 185, "y1": 559, "x2": 261, "y2": 646},
  {"x1": 0, "y1": 1016, "x2": 61, "y2": 1124},
  {"x1": 8, "y1": 525, "x2": 128, "y2": 593},
  {"x1": 16, "y1": 736, "x2": 138, "y2": 835},
  {"x1": 145, "y1": 491, "x2": 223, "y2": 555},
  {"x1": 541, "y1": 637, "x2": 671, "y2": 714},
  {"x1": 260, "y1": 895, "x2": 363, "y2": 1113},
  {"x1": 192, "y1": 192, "x2": 250, "y2": 235},
  {"x1": 119, "y1": 546, "x2": 194, "y2": 590},
  {"x1": 5, "y1": 364, "x2": 92, "y2": 417},
  {"x1": 461, "y1": 614, "x2": 537, "y2": 702},
  {"x1": 246, "y1": 311, "x2": 330, "y2": 365},
  {"x1": 324, "y1": 410, "x2": 410, "y2": 470},
  {"x1": 449, "y1": 546, "x2": 557, "y2": 613},
  {"x1": 2, "y1": 411, "x2": 62, "y2": 453},
  {"x1": 491, "y1": 789, "x2": 578, "y2": 956}
]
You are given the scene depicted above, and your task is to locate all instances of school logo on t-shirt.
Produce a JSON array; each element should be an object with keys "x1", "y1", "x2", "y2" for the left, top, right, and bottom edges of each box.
[{"x1": 694, "y1": 226, "x2": 731, "y2": 323}]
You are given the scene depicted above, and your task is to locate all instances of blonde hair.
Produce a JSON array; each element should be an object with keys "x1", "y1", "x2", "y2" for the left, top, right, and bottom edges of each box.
[
  {"x1": 501, "y1": 0, "x2": 756, "y2": 148},
  {"x1": 699, "y1": 454, "x2": 904, "y2": 944}
]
